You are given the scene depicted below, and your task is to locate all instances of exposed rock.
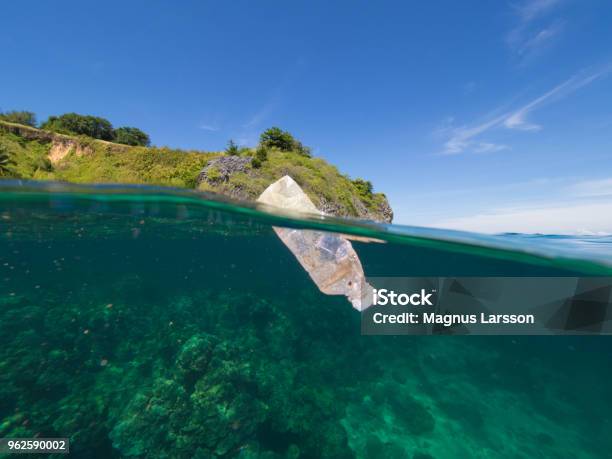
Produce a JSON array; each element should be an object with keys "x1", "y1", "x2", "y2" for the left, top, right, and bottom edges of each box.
[
  {"x1": 376, "y1": 197, "x2": 394, "y2": 223},
  {"x1": 48, "y1": 138, "x2": 93, "y2": 164},
  {"x1": 319, "y1": 195, "x2": 393, "y2": 224},
  {"x1": 196, "y1": 155, "x2": 252, "y2": 186},
  {"x1": 350, "y1": 196, "x2": 371, "y2": 220},
  {"x1": 318, "y1": 196, "x2": 344, "y2": 217}
]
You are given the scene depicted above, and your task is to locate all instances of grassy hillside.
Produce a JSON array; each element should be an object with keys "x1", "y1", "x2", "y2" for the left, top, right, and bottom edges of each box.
[{"x1": 0, "y1": 120, "x2": 393, "y2": 222}]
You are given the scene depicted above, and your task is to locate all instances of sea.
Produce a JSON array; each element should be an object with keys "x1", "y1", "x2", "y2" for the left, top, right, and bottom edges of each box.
[{"x1": 1, "y1": 181, "x2": 611, "y2": 459}]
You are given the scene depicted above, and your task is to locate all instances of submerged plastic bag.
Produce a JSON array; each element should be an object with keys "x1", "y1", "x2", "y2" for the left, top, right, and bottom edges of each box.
[{"x1": 257, "y1": 176, "x2": 373, "y2": 310}]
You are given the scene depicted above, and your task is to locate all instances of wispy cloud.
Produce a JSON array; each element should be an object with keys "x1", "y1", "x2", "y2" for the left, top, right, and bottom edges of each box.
[
  {"x1": 198, "y1": 124, "x2": 220, "y2": 132},
  {"x1": 196, "y1": 58, "x2": 307, "y2": 145},
  {"x1": 438, "y1": 67, "x2": 610, "y2": 154},
  {"x1": 431, "y1": 200, "x2": 612, "y2": 234},
  {"x1": 237, "y1": 96, "x2": 282, "y2": 146},
  {"x1": 242, "y1": 92, "x2": 282, "y2": 130},
  {"x1": 241, "y1": 57, "x2": 307, "y2": 135},
  {"x1": 392, "y1": 176, "x2": 612, "y2": 233},
  {"x1": 514, "y1": 0, "x2": 561, "y2": 23},
  {"x1": 437, "y1": 113, "x2": 509, "y2": 155},
  {"x1": 516, "y1": 20, "x2": 565, "y2": 57},
  {"x1": 504, "y1": 68, "x2": 609, "y2": 131},
  {"x1": 237, "y1": 77, "x2": 289, "y2": 146},
  {"x1": 501, "y1": 77, "x2": 570, "y2": 131},
  {"x1": 506, "y1": 0, "x2": 565, "y2": 62},
  {"x1": 474, "y1": 142, "x2": 510, "y2": 153},
  {"x1": 568, "y1": 178, "x2": 612, "y2": 197}
]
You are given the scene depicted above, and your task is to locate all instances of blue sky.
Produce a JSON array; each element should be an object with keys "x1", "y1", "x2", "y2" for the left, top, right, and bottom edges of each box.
[{"x1": 2, "y1": 0, "x2": 612, "y2": 233}]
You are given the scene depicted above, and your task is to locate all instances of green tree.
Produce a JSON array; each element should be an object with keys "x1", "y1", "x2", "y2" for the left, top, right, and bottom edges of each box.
[
  {"x1": 260, "y1": 127, "x2": 311, "y2": 156},
  {"x1": 0, "y1": 145, "x2": 14, "y2": 176},
  {"x1": 259, "y1": 127, "x2": 295, "y2": 151},
  {"x1": 41, "y1": 113, "x2": 114, "y2": 140},
  {"x1": 225, "y1": 140, "x2": 239, "y2": 156},
  {"x1": 0, "y1": 110, "x2": 37, "y2": 127},
  {"x1": 114, "y1": 126, "x2": 150, "y2": 146}
]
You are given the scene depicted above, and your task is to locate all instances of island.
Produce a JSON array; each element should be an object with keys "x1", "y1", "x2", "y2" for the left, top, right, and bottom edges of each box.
[{"x1": 0, "y1": 111, "x2": 393, "y2": 223}]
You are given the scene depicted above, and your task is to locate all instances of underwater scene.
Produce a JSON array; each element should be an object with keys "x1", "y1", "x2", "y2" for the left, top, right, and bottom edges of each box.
[{"x1": 1, "y1": 182, "x2": 612, "y2": 459}]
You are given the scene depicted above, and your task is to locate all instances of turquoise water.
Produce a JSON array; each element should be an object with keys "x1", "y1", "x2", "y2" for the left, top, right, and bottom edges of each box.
[{"x1": 1, "y1": 181, "x2": 611, "y2": 458}]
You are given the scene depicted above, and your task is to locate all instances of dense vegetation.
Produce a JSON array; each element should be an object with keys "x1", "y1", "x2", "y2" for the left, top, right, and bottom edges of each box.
[
  {"x1": 1, "y1": 110, "x2": 150, "y2": 146},
  {"x1": 40, "y1": 113, "x2": 150, "y2": 146},
  {"x1": 0, "y1": 116, "x2": 393, "y2": 221},
  {"x1": 0, "y1": 144, "x2": 14, "y2": 176},
  {"x1": 260, "y1": 127, "x2": 311, "y2": 156},
  {"x1": 0, "y1": 110, "x2": 37, "y2": 127},
  {"x1": 113, "y1": 127, "x2": 151, "y2": 147},
  {"x1": 42, "y1": 113, "x2": 115, "y2": 141}
]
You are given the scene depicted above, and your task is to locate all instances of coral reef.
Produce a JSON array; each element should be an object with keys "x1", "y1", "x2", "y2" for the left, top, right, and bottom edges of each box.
[{"x1": 1, "y1": 200, "x2": 611, "y2": 458}]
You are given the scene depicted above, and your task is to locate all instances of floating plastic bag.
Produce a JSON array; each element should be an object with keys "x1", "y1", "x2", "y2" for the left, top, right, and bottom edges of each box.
[{"x1": 257, "y1": 176, "x2": 373, "y2": 310}]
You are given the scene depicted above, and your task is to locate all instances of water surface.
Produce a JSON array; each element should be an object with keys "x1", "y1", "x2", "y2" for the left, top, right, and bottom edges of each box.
[{"x1": 1, "y1": 182, "x2": 611, "y2": 458}]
